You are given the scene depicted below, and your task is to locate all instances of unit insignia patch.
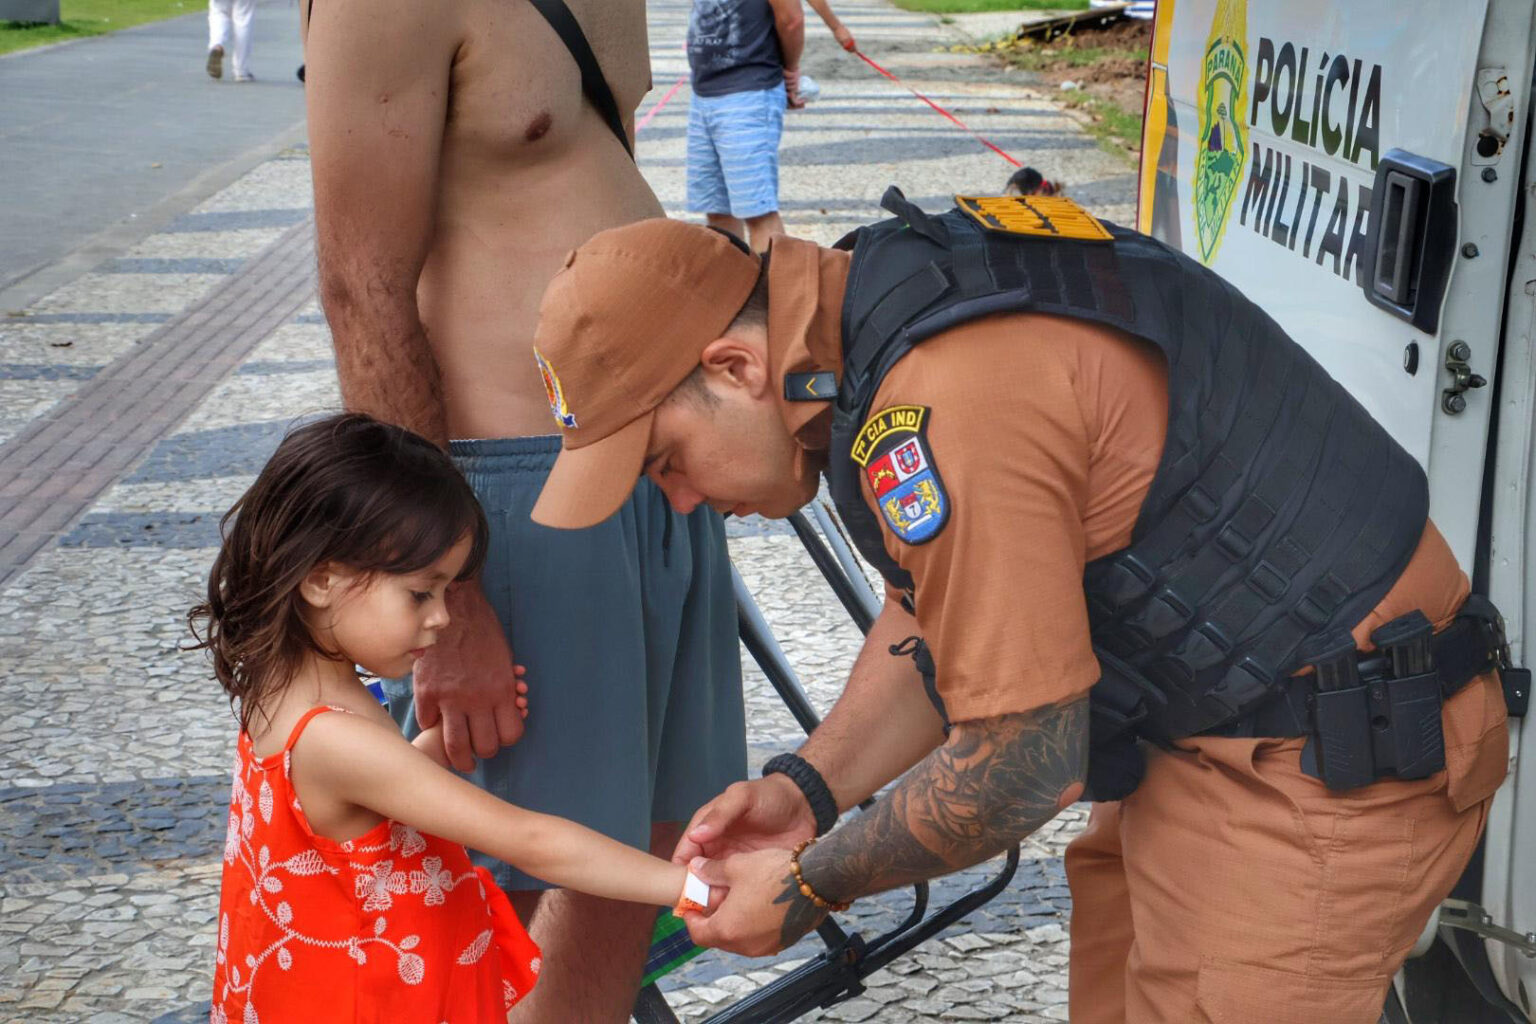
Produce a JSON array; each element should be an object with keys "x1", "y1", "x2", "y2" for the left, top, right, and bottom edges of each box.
[{"x1": 852, "y1": 404, "x2": 949, "y2": 545}]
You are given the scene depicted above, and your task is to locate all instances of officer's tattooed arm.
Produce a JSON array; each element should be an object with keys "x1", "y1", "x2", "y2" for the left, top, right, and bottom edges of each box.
[{"x1": 781, "y1": 697, "x2": 1089, "y2": 944}]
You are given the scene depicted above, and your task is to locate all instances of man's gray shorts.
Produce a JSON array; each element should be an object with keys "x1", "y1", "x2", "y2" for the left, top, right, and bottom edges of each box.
[{"x1": 383, "y1": 436, "x2": 747, "y2": 892}]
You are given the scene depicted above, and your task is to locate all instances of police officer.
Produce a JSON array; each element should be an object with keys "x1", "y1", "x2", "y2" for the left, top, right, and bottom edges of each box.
[{"x1": 525, "y1": 195, "x2": 1512, "y2": 1022}]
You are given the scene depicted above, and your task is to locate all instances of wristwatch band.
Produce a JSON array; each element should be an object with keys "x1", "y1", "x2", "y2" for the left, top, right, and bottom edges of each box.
[{"x1": 763, "y1": 752, "x2": 839, "y2": 836}]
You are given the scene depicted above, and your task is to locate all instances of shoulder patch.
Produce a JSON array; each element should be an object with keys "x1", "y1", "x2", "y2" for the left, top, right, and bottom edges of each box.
[
  {"x1": 853, "y1": 405, "x2": 949, "y2": 545},
  {"x1": 954, "y1": 194, "x2": 1112, "y2": 242}
]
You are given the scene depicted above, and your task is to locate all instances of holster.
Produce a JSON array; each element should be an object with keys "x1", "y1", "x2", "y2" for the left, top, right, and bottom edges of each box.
[{"x1": 1301, "y1": 613, "x2": 1446, "y2": 791}]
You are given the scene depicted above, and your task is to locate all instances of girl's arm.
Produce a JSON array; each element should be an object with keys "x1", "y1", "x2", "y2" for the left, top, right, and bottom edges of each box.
[
  {"x1": 296, "y1": 711, "x2": 688, "y2": 907},
  {"x1": 411, "y1": 724, "x2": 451, "y2": 769}
]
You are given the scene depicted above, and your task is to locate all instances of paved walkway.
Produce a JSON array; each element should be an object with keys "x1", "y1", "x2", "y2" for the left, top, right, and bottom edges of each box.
[
  {"x1": 0, "y1": 0, "x2": 306, "y2": 307},
  {"x1": 0, "y1": 2, "x2": 1135, "y2": 1020}
]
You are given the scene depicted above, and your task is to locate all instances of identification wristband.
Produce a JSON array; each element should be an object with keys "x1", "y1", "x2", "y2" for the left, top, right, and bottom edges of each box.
[
  {"x1": 675, "y1": 871, "x2": 711, "y2": 915},
  {"x1": 762, "y1": 752, "x2": 838, "y2": 836}
]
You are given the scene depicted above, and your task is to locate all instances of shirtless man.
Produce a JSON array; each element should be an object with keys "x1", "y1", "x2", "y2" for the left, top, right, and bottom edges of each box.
[{"x1": 301, "y1": 2, "x2": 746, "y2": 1018}]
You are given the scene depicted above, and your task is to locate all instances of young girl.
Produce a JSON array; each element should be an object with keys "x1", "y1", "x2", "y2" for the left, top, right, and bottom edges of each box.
[{"x1": 190, "y1": 413, "x2": 706, "y2": 1023}]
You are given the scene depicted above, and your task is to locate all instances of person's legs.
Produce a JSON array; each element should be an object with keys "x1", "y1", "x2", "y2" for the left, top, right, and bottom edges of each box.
[
  {"x1": 206, "y1": 0, "x2": 231, "y2": 78},
  {"x1": 383, "y1": 438, "x2": 743, "y2": 1023},
  {"x1": 687, "y1": 94, "x2": 738, "y2": 239},
  {"x1": 1065, "y1": 801, "x2": 1134, "y2": 1024},
  {"x1": 713, "y1": 82, "x2": 786, "y2": 251},
  {"x1": 646, "y1": 485, "x2": 746, "y2": 831},
  {"x1": 1113, "y1": 735, "x2": 1489, "y2": 1023},
  {"x1": 229, "y1": 0, "x2": 255, "y2": 79},
  {"x1": 706, "y1": 212, "x2": 747, "y2": 242},
  {"x1": 744, "y1": 211, "x2": 786, "y2": 251}
]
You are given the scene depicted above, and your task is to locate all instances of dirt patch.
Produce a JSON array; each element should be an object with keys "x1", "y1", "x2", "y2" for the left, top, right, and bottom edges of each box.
[
  {"x1": 964, "y1": 16, "x2": 1151, "y2": 158},
  {"x1": 1058, "y1": 54, "x2": 1148, "y2": 122},
  {"x1": 1024, "y1": 19, "x2": 1149, "y2": 127}
]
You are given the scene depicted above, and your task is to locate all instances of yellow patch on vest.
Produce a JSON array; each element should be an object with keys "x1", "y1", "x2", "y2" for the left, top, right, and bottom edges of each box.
[
  {"x1": 954, "y1": 194, "x2": 1112, "y2": 241},
  {"x1": 851, "y1": 404, "x2": 928, "y2": 466}
]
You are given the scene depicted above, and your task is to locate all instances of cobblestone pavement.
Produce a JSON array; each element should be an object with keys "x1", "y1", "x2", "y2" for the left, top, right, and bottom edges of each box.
[{"x1": 0, "y1": 2, "x2": 1133, "y2": 1020}]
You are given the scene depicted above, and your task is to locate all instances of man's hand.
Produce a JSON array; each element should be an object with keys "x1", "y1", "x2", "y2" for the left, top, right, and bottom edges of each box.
[
  {"x1": 833, "y1": 24, "x2": 856, "y2": 51},
  {"x1": 683, "y1": 849, "x2": 826, "y2": 957},
  {"x1": 672, "y1": 774, "x2": 816, "y2": 864},
  {"x1": 784, "y1": 67, "x2": 805, "y2": 108},
  {"x1": 412, "y1": 581, "x2": 526, "y2": 772}
]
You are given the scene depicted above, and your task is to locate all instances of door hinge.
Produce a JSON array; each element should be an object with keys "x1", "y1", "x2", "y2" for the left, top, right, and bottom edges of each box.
[
  {"x1": 1441, "y1": 341, "x2": 1488, "y2": 414},
  {"x1": 1439, "y1": 899, "x2": 1536, "y2": 957}
]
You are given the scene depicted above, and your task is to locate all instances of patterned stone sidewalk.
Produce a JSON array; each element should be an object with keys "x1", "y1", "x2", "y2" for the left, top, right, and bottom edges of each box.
[{"x1": 0, "y1": 1, "x2": 1133, "y2": 1020}]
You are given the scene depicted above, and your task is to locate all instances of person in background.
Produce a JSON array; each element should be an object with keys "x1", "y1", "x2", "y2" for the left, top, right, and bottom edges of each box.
[
  {"x1": 206, "y1": 0, "x2": 255, "y2": 82},
  {"x1": 686, "y1": 0, "x2": 856, "y2": 251},
  {"x1": 301, "y1": 1, "x2": 746, "y2": 1018}
]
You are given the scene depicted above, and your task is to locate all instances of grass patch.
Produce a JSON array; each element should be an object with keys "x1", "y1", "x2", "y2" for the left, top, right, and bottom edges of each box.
[
  {"x1": 1, "y1": 0, "x2": 194, "y2": 56},
  {"x1": 892, "y1": 0, "x2": 1087, "y2": 14},
  {"x1": 1060, "y1": 88, "x2": 1144, "y2": 159}
]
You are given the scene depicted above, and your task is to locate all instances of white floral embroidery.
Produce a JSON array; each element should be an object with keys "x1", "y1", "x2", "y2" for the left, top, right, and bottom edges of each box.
[
  {"x1": 390, "y1": 822, "x2": 427, "y2": 858},
  {"x1": 398, "y1": 952, "x2": 425, "y2": 985},
  {"x1": 457, "y1": 930, "x2": 492, "y2": 966},
  {"x1": 355, "y1": 860, "x2": 409, "y2": 912},
  {"x1": 282, "y1": 850, "x2": 326, "y2": 876},
  {"x1": 223, "y1": 810, "x2": 241, "y2": 865},
  {"x1": 410, "y1": 856, "x2": 456, "y2": 906}
]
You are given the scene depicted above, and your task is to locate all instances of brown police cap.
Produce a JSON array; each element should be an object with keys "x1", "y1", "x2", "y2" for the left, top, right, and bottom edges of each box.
[{"x1": 530, "y1": 219, "x2": 762, "y2": 529}]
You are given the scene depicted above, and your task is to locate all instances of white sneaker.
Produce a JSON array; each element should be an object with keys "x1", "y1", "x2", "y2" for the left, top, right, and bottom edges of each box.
[{"x1": 234, "y1": 72, "x2": 255, "y2": 82}]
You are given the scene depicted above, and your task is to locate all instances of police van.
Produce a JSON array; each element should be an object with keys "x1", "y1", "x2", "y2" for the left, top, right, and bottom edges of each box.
[{"x1": 1139, "y1": 0, "x2": 1535, "y2": 1019}]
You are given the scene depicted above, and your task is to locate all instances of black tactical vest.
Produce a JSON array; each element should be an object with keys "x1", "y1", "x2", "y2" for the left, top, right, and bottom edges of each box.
[{"x1": 826, "y1": 189, "x2": 1428, "y2": 751}]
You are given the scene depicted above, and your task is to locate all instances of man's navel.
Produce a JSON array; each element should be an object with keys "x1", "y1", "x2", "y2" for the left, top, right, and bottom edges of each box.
[{"x1": 524, "y1": 112, "x2": 553, "y2": 143}]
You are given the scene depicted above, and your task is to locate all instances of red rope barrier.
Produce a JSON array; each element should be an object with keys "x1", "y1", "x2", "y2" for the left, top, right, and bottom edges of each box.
[
  {"x1": 636, "y1": 75, "x2": 688, "y2": 133},
  {"x1": 852, "y1": 49, "x2": 1021, "y2": 168}
]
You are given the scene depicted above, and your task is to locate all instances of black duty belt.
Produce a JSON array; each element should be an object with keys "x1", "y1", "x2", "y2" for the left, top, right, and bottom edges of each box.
[{"x1": 1208, "y1": 595, "x2": 1528, "y2": 790}]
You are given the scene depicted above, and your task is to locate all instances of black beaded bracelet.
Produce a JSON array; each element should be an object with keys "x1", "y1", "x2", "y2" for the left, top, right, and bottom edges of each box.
[{"x1": 763, "y1": 752, "x2": 839, "y2": 836}]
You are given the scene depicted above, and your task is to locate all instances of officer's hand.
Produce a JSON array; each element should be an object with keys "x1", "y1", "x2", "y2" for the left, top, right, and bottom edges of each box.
[
  {"x1": 412, "y1": 582, "x2": 528, "y2": 772},
  {"x1": 682, "y1": 849, "x2": 826, "y2": 957},
  {"x1": 672, "y1": 775, "x2": 817, "y2": 864}
]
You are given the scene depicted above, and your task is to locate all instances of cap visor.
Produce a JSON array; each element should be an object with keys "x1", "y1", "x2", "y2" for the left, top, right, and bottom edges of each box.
[{"x1": 530, "y1": 411, "x2": 656, "y2": 530}]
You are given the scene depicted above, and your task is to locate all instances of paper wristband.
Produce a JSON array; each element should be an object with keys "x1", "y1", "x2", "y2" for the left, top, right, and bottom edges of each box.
[{"x1": 675, "y1": 871, "x2": 711, "y2": 914}]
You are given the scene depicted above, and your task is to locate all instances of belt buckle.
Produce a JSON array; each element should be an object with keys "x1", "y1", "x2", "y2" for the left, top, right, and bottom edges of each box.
[{"x1": 1476, "y1": 605, "x2": 1513, "y2": 673}]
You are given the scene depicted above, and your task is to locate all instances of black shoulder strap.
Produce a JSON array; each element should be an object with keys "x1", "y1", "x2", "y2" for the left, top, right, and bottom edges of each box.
[{"x1": 526, "y1": 0, "x2": 634, "y2": 158}]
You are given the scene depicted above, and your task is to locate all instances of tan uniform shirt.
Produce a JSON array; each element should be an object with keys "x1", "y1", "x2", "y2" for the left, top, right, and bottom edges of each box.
[{"x1": 766, "y1": 236, "x2": 1506, "y2": 807}]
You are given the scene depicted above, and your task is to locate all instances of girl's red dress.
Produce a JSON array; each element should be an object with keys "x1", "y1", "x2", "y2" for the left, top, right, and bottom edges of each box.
[{"x1": 211, "y1": 706, "x2": 540, "y2": 1023}]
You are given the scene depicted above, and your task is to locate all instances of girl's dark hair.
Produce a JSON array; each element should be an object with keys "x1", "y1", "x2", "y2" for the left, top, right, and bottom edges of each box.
[{"x1": 188, "y1": 413, "x2": 488, "y2": 732}]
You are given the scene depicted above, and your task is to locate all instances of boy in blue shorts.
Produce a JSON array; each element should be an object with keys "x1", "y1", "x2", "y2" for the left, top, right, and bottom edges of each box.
[{"x1": 686, "y1": 0, "x2": 854, "y2": 251}]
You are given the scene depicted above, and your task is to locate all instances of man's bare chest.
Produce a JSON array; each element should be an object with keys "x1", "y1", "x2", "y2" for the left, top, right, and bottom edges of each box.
[{"x1": 444, "y1": 0, "x2": 650, "y2": 160}]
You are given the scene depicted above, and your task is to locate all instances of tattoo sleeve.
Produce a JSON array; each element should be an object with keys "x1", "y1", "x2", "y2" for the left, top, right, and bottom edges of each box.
[{"x1": 799, "y1": 696, "x2": 1089, "y2": 904}]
